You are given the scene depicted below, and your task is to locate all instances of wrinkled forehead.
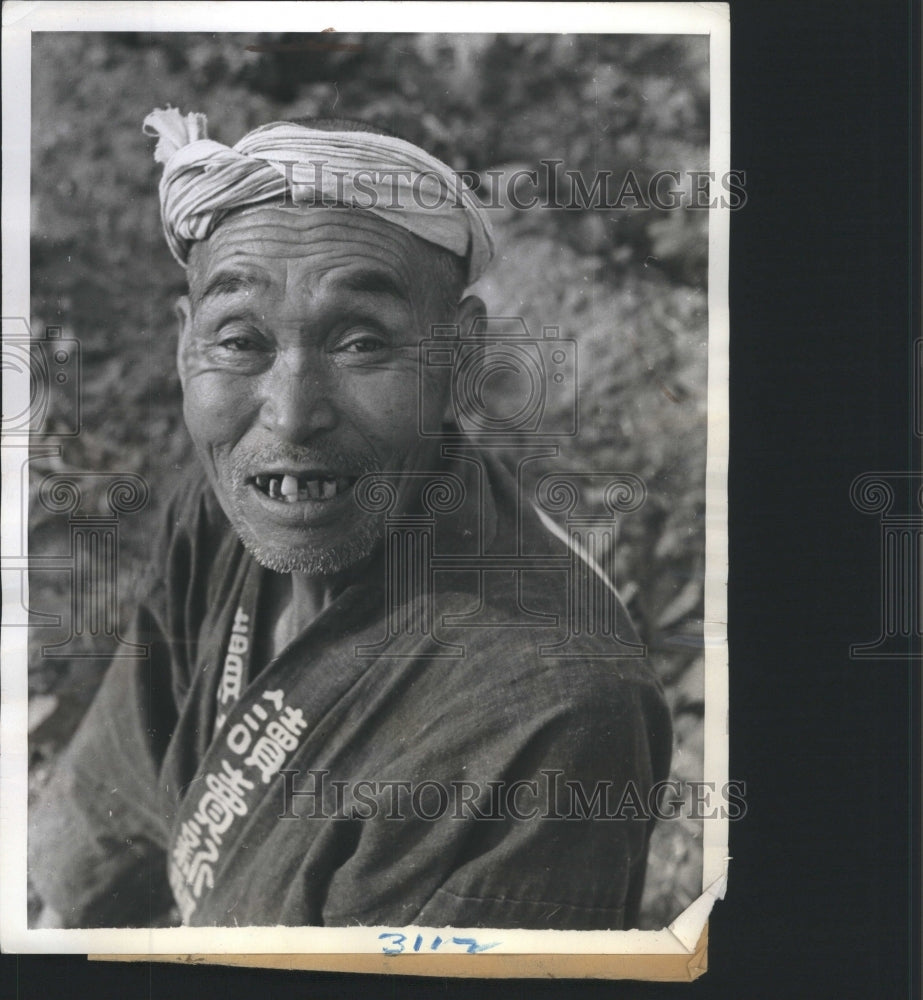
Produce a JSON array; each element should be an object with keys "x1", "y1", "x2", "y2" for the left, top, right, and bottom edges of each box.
[{"x1": 186, "y1": 204, "x2": 448, "y2": 306}]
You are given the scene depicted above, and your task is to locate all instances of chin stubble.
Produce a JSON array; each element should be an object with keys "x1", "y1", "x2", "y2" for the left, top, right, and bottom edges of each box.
[
  {"x1": 238, "y1": 515, "x2": 382, "y2": 576},
  {"x1": 219, "y1": 444, "x2": 385, "y2": 576}
]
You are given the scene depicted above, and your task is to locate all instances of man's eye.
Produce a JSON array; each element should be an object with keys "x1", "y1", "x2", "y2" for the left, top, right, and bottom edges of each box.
[
  {"x1": 207, "y1": 327, "x2": 271, "y2": 369},
  {"x1": 337, "y1": 332, "x2": 387, "y2": 354},
  {"x1": 215, "y1": 328, "x2": 266, "y2": 354},
  {"x1": 218, "y1": 334, "x2": 260, "y2": 352}
]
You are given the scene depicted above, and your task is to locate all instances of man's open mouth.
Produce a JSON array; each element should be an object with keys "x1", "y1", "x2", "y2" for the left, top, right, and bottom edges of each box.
[{"x1": 251, "y1": 473, "x2": 356, "y2": 503}]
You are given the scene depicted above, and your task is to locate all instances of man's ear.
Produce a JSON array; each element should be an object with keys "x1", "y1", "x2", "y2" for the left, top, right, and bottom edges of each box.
[
  {"x1": 175, "y1": 295, "x2": 193, "y2": 389},
  {"x1": 454, "y1": 294, "x2": 485, "y2": 337}
]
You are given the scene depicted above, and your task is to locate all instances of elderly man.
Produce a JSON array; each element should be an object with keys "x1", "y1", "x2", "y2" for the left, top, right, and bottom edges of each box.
[{"x1": 29, "y1": 111, "x2": 671, "y2": 930}]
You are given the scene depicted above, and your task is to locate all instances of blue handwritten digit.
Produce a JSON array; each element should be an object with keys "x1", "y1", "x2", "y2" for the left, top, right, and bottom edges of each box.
[
  {"x1": 378, "y1": 932, "x2": 406, "y2": 955},
  {"x1": 430, "y1": 935, "x2": 443, "y2": 950},
  {"x1": 413, "y1": 934, "x2": 423, "y2": 952},
  {"x1": 451, "y1": 936, "x2": 501, "y2": 954}
]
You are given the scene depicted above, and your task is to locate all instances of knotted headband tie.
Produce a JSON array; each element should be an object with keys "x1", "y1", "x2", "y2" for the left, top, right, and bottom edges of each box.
[{"x1": 143, "y1": 108, "x2": 495, "y2": 284}]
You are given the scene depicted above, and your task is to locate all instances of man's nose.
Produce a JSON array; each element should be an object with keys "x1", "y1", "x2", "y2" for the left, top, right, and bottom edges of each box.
[{"x1": 259, "y1": 356, "x2": 338, "y2": 443}]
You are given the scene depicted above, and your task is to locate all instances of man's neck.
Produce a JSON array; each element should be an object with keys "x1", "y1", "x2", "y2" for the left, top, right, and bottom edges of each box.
[
  {"x1": 264, "y1": 559, "x2": 371, "y2": 663},
  {"x1": 289, "y1": 569, "x2": 345, "y2": 624}
]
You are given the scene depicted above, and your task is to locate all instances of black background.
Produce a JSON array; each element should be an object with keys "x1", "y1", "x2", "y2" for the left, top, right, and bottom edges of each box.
[{"x1": 2, "y1": 1, "x2": 919, "y2": 996}]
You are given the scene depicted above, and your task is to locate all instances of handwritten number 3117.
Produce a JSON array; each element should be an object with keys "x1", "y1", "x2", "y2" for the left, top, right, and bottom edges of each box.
[{"x1": 378, "y1": 932, "x2": 500, "y2": 955}]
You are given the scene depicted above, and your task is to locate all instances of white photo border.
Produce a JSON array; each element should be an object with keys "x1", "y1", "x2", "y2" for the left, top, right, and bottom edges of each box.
[{"x1": 1, "y1": 0, "x2": 730, "y2": 956}]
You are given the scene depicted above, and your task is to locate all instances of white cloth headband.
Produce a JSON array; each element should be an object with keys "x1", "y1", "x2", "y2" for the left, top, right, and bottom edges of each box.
[{"x1": 142, "y1": 108, "x2": 495, "y2": 284}]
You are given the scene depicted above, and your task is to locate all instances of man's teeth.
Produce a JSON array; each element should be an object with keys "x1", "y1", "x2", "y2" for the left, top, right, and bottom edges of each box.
[{"x1": 255, "y1": 474, "x2": 350, "y2": 502}]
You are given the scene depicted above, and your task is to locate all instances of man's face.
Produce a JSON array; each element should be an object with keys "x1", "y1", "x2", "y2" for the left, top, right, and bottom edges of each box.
[{"x1": 176, "y1": 205, "x2": 464, "y2": 576}]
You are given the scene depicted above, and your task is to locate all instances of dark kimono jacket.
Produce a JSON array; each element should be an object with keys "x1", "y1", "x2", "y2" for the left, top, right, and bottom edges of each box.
[{"x1": 29, "y1": 449, "x2": 671, "y2": 930}]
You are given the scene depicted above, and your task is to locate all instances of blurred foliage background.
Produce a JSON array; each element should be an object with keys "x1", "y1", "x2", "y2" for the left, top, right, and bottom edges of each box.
[{"x1": 28, "y1": 31, "x2": 709, "y2": 929}]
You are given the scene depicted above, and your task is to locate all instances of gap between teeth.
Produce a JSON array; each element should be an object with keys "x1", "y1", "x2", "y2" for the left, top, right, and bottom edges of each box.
[{"x1": 257, "y1": 474, "x2": 345, "y2": 501}]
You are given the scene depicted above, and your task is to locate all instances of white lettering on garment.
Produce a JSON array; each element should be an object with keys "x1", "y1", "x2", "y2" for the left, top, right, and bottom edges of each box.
[
  {"x1": 214, "y1": 606, "x2": 250, "y2": 732},
  {"x1": 169, "y1": 686, "x2": 308, "y2": 922}
]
